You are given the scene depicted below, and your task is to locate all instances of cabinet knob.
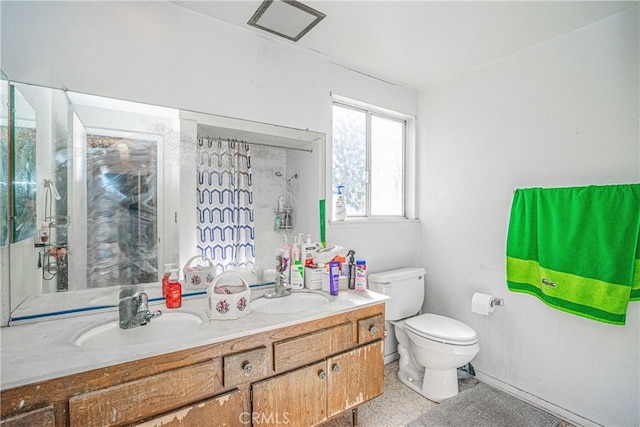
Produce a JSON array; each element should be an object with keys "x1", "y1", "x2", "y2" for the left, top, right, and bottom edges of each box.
[
  {"x1": 370, "y1": 325, "x2": 379, "y2": 335},
  {"x1": 318, "y1": 370, "x2": 327, "y2": 379},
  {"x1": 242, "y1": 361, "x2": 253, "y2": 376},
  {"x1": 332, "y1": 363, "x2": 340, "y2": 373}
]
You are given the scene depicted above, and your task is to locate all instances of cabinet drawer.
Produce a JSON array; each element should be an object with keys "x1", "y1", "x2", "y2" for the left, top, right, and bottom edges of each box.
[
  {"x1": 357, "y1": 314, "x2": 385, "y2": 344},
  {"x1": 69, "y1": 359, "x2": 222, "y2": 427},
  {"x1": 0, "y1": 405, "x2": 55, "y2": 427},
  {"x1": 273, "y1": 323, "x2": 353, "y2": 372},
  {"x1": 136, "y1": 389, "x2": 246, "y2": 427},
  {"x1": 223, "y1": 346, "x2": 268, "y2": 387}
]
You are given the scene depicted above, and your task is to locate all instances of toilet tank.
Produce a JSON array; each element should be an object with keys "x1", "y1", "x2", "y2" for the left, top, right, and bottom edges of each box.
[{"x1": 368, "y1": 267, "x2": 426, "y2": 321}]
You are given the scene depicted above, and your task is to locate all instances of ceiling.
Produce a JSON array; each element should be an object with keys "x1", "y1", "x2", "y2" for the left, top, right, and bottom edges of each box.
[{"x1": 171, "y1": 1, "x2": 638, "y2": 91}]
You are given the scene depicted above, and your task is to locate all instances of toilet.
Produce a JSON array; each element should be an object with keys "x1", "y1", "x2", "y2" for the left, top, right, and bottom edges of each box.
[{"x1": 368, "y1": 267, "x2": 479, "y2": 402}]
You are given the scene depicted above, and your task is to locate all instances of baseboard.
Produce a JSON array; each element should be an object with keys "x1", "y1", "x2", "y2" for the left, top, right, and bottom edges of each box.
[
  {"x1": 384, "y1": 352, "x2": 399, "y2": 365},
  {"x1": 475, "y1": 370, "x2": 602, "y2": 427}
]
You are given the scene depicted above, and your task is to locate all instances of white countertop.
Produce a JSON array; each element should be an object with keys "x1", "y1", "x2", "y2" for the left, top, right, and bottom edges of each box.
[{"x1": 0, "y1": 289, "x2": 388, "y2": 390}]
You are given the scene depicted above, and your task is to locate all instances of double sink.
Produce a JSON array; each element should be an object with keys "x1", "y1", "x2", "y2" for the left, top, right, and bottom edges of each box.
[{"x1": 74, "y1": 292, "x2": 330, "y2": 349}]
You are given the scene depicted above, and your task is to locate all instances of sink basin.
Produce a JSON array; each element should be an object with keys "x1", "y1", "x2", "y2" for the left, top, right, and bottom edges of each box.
[
  {"x1": 252, "y1": 292, "x2": 330, "y2": 314},
  {"x1": 75, "y1": 312, "x2": 203, "y2": 349}
]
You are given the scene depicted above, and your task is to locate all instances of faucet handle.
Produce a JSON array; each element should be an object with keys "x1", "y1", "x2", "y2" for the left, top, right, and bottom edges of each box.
[
  {"x1": 144, "y1": 309, "x2": 162, "y2": 322},
  {"x1": 136, "y1": 292, "x2": 149, "y2": 311}
]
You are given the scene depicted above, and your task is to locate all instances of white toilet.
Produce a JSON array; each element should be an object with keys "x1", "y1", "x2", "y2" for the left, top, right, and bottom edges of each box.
[{"x1": 368, "y1": 267, "x2": 479, "y2": 402}]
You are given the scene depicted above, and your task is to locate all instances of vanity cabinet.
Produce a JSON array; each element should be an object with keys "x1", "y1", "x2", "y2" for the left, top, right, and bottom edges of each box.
[
  {"x1": 252, "y1": 341, "x2": 383, "y2": 426},
  {"x1": 1, "y1": 302, "x2": 384, "y2": 427},
  {"x1": 0, "y1": 405, "x2": 55, "y2": 427}
]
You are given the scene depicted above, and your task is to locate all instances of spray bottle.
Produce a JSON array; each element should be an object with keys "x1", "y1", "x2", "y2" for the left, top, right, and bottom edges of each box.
[{"x1": 346, "y1": 250, "x2": 356, "y2": 290}]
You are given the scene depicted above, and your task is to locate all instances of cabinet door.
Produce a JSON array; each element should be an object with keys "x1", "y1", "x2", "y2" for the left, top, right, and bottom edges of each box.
[
  {"x1": 135, "y1": 389, "x2": 246, "y2": 427},
  {"x1": 252, "y1": 361, "x2": 327, "y2": 427},
  {"x1": 0, "y1": 405, "x2": 55, "y2": 427},
  {"x1": 327, "y1": 340, "x2": 384, "y2": 418},
  {"x1": 69, "y1": 359, "x2": 222, "y2": 427}
]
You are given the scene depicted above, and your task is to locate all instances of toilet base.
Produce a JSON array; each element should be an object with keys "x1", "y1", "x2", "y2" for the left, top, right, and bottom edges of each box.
[
  {"x1": 422, "y1": 367, "x2": 459, "y2": 403},
  {"x1": 397, "y1": 366, "x2": 460, "y2": 403},
  {"x1": 397, "y1": 368, "x2": 423, "y2": 394}
]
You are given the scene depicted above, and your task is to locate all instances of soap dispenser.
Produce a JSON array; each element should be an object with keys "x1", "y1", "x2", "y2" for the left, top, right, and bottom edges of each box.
[{"x1": 332, "y1": 185, "x2": 347, "y2": 221}]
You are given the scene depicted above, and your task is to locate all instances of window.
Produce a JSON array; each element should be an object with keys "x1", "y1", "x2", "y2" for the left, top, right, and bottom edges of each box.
[{"x1": 332, "y1": 101, "x2": 405, "y2": 218}]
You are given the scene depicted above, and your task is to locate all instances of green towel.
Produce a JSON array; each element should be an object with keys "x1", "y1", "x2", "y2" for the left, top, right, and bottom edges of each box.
[{"x1": 506, "y1": 184, "x2": 640, "y2": 325}]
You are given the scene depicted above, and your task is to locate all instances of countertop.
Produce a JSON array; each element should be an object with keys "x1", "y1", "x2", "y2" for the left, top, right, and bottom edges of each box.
[{"x1": 0, "y1": 288, "x2": 388, "y2": 390}]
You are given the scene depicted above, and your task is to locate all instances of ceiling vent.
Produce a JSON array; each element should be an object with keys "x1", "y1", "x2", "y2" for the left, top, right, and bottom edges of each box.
[{"x1": 248, "y1": 0, "x2": 326, "y2": 42}]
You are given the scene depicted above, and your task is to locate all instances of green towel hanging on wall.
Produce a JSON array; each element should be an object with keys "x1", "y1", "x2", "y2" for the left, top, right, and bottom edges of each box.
[{"x1": 506, "y1": 184, "x2": 640, "y2": 325}]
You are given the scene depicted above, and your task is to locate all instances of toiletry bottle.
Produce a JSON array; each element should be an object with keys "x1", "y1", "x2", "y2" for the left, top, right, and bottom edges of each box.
[
  {"x1": 355, "y1": 260, "x2": 367, "y2": 291},
  {"x1": 346, "y1": 250, "x2": 356, "y2": 289},
  {"x1": 332, "y1": 185, "x2": 347, "y2": 221},
  {"x1": 281, "y1": 235, "x2": 291, "y2": 284},
  {"x1": 329, "y1": 260, "x2": 340, "y2": 296},
  {"x1": 161, "y1": 263, "x2": 173, "y2": 297},
  {"x1": 302, "y1": 234, "x2": 316, "y2": 266},
  {"x1": 290, "y1": 237, "x2": 304, "y2": 289},
  {"x1": 166, "y1": 268, "x2": 182, "y2": 308}
]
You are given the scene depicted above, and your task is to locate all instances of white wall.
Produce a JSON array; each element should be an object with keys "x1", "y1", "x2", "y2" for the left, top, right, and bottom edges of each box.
[
  {"x1": 1, "y1": 2, "x2": 419, "y2": 285},
  {"x1": 418, "y1": 8, "x2": 639, "y2": 427}
]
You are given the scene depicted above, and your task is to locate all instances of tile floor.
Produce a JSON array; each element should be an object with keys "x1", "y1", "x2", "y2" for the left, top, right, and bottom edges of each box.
[{"x1": 322, "y1": 361, "x2": 573, "y2": 427}]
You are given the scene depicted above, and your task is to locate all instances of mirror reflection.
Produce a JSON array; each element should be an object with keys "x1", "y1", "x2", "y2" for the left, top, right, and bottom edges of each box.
[
  {"x1": 4, "y1": 81, "x2": 323, "y2": 322},
  {"x1": 10, "y1": 86, "x2": 37, "y2": 243}
]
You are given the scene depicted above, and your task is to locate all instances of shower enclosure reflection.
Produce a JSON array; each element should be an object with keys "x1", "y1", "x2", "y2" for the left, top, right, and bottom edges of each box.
[
  {"x1": 85, "y1": 134, "x2": 158, "y2": 287},
  {"x1": 3, "y1": 81, "x2": 323, "y2": 323},
  {"x1": 10, "y1": 85, "x2": 37, "y2": 243}
]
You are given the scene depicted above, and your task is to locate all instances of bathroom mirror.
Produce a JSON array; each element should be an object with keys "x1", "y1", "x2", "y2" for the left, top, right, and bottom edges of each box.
[{"x1": 2, "y1": 80, "x2": 324, "y2": 324}]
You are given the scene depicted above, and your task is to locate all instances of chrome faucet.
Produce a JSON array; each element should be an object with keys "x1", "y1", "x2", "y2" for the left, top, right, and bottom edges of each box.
[
  {"x1": 119, "y1": 289, "x2": 162, "y2": 329},
  {"x1": 264, "y1": 272, "x2": 291, "y2": 299}
]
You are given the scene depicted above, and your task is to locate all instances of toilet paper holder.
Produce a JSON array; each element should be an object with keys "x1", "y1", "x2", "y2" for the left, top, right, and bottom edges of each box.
[{"x1": 490, "y1": 297, "x2": 504, "y2": 307}]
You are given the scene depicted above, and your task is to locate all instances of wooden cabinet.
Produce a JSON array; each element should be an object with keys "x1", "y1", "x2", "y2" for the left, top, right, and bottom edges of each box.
[
  {"x1": 223, "y1": 346, "x2": 268, "y2": 388},
  {"x1": 252, "y1": 360, "x2": 328, "y2": 426},
  {"x1": 137, "y1": 389, "x2": 246, "y2": 427},
  {"x1": 252, "y1": 341, "x2": 384, "y2": 426},
  {"x1": 69, "y1": 359, "x2": 223, "y2": 426},
  {"x1": 0, "y1": 405, "x2": 55, "y2": 427},
  {"x1": 273, "y1": 323, "x2": 353, "y2": 372},
  {"x1": 357, "y1": 314, "x2": 385, "y2": 344},
  {"x1": 1, "y1": 302, "x2": 385, "y2": 426},
  {"x1": 327, "y1": 341, "x2": 384, "y2": 418}
]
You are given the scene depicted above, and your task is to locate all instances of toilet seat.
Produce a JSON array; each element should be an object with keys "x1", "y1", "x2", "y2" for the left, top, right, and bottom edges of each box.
[{"x1": 404, "y1": 314, "x2": 478, "y2": 346}]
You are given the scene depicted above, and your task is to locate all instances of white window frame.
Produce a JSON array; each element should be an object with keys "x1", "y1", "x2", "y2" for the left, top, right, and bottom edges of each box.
[{"x1": 331, "y1": 95, "x2": 416, "y2": 222}]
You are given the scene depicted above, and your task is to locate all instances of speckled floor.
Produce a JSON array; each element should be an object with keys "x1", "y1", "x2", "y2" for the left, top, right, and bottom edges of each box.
[{"x1": 321, "y1": 361, "x2": 573, "y2": 427}]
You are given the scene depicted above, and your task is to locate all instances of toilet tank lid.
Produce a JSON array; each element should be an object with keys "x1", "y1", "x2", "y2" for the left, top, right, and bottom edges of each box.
[
  {"x1": 405, "y1": 314, "x2": 477, "y2": 344},
  {"x1": 368, "y1": 267, "x2": 426, "y2": 283}
]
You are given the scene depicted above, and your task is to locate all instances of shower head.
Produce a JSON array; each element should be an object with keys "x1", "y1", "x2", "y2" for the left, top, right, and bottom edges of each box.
[{"x1": 275, "y1": 170, "x2": 297, "y2": 183}]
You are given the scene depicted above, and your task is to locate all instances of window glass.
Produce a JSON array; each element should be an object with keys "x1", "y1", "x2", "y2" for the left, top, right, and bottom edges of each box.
[
  {"x1": 371, "y1": 115, "x2": 403, "y2": 216},
  {"x1": 332, "y1": 104, "x2": 366, "y2": 216},
  {"x1": 332, "y1": 102, "x2": 405, "y2": 218}
]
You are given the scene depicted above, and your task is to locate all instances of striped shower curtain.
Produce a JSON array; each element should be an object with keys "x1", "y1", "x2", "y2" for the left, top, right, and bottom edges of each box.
[{"x1": 196, "y1": 137, "x2": 256, "y2": 273}]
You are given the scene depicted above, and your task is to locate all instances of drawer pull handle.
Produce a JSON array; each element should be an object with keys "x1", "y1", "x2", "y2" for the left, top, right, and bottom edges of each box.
[
  {"x1": 242, "y1": 362, "x2": 253, "y2": 376},
  {"x1": 332, "y1": 363, "x2": 340, "y2": 373},
  {"x1": 318, "y1": 370, "x2": 327, "y2": 379},
  {"x1": 370, "y1": 325, "x2": 379, "y2": 335}
]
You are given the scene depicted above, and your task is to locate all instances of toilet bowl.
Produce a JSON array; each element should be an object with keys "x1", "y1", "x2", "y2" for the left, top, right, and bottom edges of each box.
[
  {"x1": 395, "y1": 314, "x2": 479, "y2": 402},
  {"x1": 368, "y1": 267, "x2": 480, "y2": 403}
]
